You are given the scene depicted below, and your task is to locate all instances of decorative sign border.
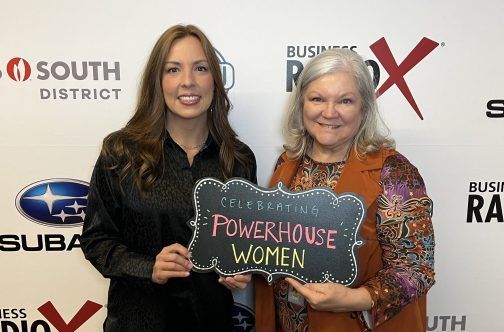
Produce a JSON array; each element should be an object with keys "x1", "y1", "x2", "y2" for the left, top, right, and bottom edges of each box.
[{"x1": 187, "y1": 177, "x2": 366, "y2": 285}]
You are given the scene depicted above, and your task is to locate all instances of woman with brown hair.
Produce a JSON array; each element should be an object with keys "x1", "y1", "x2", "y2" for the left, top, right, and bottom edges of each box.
[{"x1": 81, "y1": 24, "x2": 256, "y2": 331}]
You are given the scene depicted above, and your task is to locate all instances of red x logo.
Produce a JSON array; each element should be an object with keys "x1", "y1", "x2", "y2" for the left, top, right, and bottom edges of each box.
[
  {"x1": 370, "y1": 37, "x2": 439, "y2": 120},
  {"x1": 38, "y1": 300, "x2": 102, "y2": 332}
]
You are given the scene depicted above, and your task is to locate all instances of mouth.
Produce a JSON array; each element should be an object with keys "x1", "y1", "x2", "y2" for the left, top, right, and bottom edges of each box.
[
  {"x1": 317, "y1": 122, "x2": 341, "y2": 129},
  {"x1": 178, "y1": 95, "x2": 201, "y2": 105}
]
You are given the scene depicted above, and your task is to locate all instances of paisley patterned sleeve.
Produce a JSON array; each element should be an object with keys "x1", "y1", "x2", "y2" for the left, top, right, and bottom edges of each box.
[{"x1": 362, "y1": 153, "x2": 435, "y2": 327}]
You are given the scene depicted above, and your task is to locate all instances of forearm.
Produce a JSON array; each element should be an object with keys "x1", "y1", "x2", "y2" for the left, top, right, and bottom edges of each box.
[
  {"x1": 81, "y1": 234, "x2": 156, "y2": 287},
  {"x1": 331, "y1": 286, "x2": 373, "y2": 312}
]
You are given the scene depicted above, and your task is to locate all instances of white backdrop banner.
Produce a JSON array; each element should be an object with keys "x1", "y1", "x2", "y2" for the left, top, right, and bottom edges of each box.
[{"x1": 1, "y1": 1, "x2": 503, "y2": 331}]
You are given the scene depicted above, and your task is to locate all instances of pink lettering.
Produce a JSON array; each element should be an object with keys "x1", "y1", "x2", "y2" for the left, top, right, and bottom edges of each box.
[
  {"x1": 315, "y1": 228, "x2": 326, "y2": 246},
  {"x1": 326, "y1": 230, "x2": 337, "y2": 249},
  {"x1": 265, "y1": 221, "x2": 280, "y2": 243},
  {"x1": 212, "y1": 214, "x2": 229, "y2": 236},
  {"x1": 292, "y1": 224, "x2": 303, "y2": 243},
  {"x1": 253, "y1": 221, "x2": 265, "y2": 239}
]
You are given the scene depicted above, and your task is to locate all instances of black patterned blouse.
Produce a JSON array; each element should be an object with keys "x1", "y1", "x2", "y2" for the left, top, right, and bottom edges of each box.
[{"x1": 81, "y1": 134, "x2": 257, "y2": 332}]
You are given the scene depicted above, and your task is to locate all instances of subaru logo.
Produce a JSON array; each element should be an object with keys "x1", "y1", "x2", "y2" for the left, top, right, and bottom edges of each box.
[
  {"x1": 232, "y1": 302, "x2": 254, "y2": 332},
  {"x1": 15, "y1": 179, "x2": 89, "y2": 228}
]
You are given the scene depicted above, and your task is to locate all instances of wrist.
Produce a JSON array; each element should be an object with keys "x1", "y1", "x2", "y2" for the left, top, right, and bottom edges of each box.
[{"x1": 348, "y1": 287, "x2": 373, "y2": 311}]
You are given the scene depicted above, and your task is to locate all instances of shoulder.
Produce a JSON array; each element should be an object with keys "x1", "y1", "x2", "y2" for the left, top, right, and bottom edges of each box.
[
  {"x1": 231, "y1": 140, "x2": 257, "y2": 182},
  {"x1": 102, "y1": 129, "x2": 127, "y2": 151},
  {"x1": 236, "y1": 140, "x2": 256, "y2": 159},
  {"x1": 233, "y1": 140, "x2": 257, "y2": 170},
  {"x1": 273, "y1": 151, "x2": 300, "y2": 171},
  {"x1": 100, "y1": 130, "x2": 132, "y2": 165},
  {"x1": 274, "y1": 152, "x2": 289, "y2": 170},
  {"x1": 381, "y1": 150, "x2": 428, "y2": 194},
  {"x1": 382, "y1": 151, "x2": 418, "y2": 176}
]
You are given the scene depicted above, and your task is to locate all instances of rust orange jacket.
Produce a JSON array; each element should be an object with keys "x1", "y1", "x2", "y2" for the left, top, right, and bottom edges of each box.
[{"x1": 255, "y1": 148, "x2": 427, "y2": 332}]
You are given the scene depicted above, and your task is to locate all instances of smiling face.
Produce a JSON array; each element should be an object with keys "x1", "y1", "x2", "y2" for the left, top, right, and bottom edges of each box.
[
  {"x1": 303, "y1": 71, "x2": 363, "y2": 162},
  {"x1": 162, "y1": 36, "x2": 214, "y2": 126}
]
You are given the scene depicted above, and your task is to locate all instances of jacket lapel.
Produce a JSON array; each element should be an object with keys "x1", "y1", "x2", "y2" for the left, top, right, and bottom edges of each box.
[
  {"x1": 268, "y1": 153, "x2": 299, "y2": 188},
  {"x1": 336, "y1": 149, "x2": 384, "y2": 210}
]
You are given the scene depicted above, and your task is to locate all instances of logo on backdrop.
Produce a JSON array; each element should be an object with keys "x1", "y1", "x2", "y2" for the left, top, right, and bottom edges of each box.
[
  {"x1": 286, "y1": 44, "x2": 363, "y2": 92},
  {"x1": 0, "y1": 300, "x2": 102, "y2": 332},
  {"x1": 0, "y1": 51, "x2": 235, "y2": 97},
  {"x1": 286, "y1": 37, "x2": 439, "y2": 120},
  {"x1": 232, "y1": 303, "x2": 254, "y2": 331},
  {"x1": 1, "y1": 57, "x2": 122, "y2": 100},
  {"x1": 467, "y1": 181, "x2": 503, "y2": 223},
  {"x1": 1, "y1": 179, "x2": 87, "y2": 252},
  {"x1": 7, "y1": 57, "x2": 32, "y2": 81},
  {"x1": 369, "y1": 37, "x2": 439, "y2": 120},
  {"x1": 15, "y1": 179, "x2": 88, "y2": 228},
  {"x1": 215, "y1": 49, "x2": 235, "y2": 91},
  {"x1": 427, "y1": 315, "x2": 467, "y2": 331},
  {"x1": 486, "y1": 99, "x2": 504, "y2": 118}
]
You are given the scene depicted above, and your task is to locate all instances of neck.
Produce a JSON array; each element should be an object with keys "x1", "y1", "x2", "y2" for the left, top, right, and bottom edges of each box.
[
  {"x1": 310, "y1": 143, "x2": 352, "y2": 163},
  {"x1": 166, "y1": 113, "x2": 209, "y2": 148}
]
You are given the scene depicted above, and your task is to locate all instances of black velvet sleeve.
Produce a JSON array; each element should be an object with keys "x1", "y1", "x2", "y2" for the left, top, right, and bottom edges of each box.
[{"x1": 80, "y1": 155, "x2": 155, "y2": 288}]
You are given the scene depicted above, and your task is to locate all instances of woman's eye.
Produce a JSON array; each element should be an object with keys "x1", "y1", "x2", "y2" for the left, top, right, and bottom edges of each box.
[
  {"x1": 311, "y1": 97, "x2": 323, "y2": 102},
  {"x1": 341, "y1": 98, "x2": 352, "y2": 104},
  {"x1": 195, "y1": 66, "x2": 208, "y2": 72},
  {"x1": 165, "y1": 67, "x2": 179, "y2": 73}
]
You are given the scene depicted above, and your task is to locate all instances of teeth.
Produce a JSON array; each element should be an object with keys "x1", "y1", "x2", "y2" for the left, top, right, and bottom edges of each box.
[
  {"x1": 320, "y1": 123, "x2": 339, "y2": 129},
  {"x1": 179, "y1": 95, "x2": 200, "y2": 101}
]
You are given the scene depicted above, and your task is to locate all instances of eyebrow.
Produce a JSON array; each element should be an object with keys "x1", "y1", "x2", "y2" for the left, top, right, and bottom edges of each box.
[
  {"x1": 306, "y1": 90, "x2": 358, "y2": 97},
  {"x1": 164, "y1": 60, "x2": 209, "y2": 65}
]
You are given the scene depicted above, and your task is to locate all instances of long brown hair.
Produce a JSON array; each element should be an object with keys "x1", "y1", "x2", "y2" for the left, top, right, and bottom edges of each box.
[{"x1": 102, "y1": 25, "x2": 253, "y2": 193}]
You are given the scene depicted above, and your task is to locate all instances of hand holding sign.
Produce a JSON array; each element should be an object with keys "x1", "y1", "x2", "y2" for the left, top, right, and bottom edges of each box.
[
  {"x1": 285, "y1": 278, "x2": 373, "y2": 311},
  {"x1": 188, "y1": 178, "x2": 366, "y2": 285},
  {"x1": 218, "y1": 274, "x2": 252, "y2": 290},
  {"x1": 152, "y1": 243, "x2": 192, "y2": 284}
]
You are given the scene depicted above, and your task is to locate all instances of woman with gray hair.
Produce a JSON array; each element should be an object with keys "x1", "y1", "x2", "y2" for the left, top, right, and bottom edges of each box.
[{"x1": 255, "y1": 49, "x2": 435, "y2": 331}]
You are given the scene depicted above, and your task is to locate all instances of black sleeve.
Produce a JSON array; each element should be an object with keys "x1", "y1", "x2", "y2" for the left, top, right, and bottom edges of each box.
[{"x1": 80, "y1": 155, "x2": 155, "y2": 288}]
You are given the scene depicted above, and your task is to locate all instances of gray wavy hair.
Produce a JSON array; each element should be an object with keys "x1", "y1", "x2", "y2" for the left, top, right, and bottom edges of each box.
[{"x1": 283, "y1": 48, "x2": 395, "y2": 159}]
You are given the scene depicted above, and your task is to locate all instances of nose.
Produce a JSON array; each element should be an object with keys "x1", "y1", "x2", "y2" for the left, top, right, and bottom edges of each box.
[
  {"x1": 321, "y1": 102, "x2": 340, "y2": 118},
  {"x1": 181, "y1": 69, "x2": 195, "y2": 87}
]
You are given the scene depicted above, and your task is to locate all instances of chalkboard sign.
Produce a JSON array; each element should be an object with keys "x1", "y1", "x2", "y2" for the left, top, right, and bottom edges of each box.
[{"x1": 187, "y1": 177, "x2": 366, "y2": 285}]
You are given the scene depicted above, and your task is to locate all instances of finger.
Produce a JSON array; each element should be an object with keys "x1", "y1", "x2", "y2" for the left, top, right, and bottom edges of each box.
[
  {"x1": 227, "y1": 276, "x2": 249, "y2": 289},
  {"x1": 162, "y1": 243, "x2": 190, "y2": 257},
  {"x1": 218, "y1": 277, "x2": 236, "y2": 290},
  {"x1": 156, "y1": 260, "x2": 192, "y2": 272},
  {"x1": 157, "y1": 253, "x2": 192, "y2": 269},
  {"x1": 285, "y1": 277, "x2": 303, "y2": 289},
  {"x1": 156, "y1": 250, "x2": 193, "y2": 270},
  {"x1": 285, "y1": 278, "x2": 316, "y2": 300},
  {"x1": 224, "y1": 277, "x2": 240, "y2": 289},
  {"x1": 231, "y1": 275, "x2": 251, "y2": 289},
  {"x1": 232, "y1": 274, "x2": 252, "y2": 283},
  {"x1": 154, "y1": 270, "x2": 190, "y2": 284},
  {"x1": 218, "y1": 275, "x2": 250, "y2": 290}
]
